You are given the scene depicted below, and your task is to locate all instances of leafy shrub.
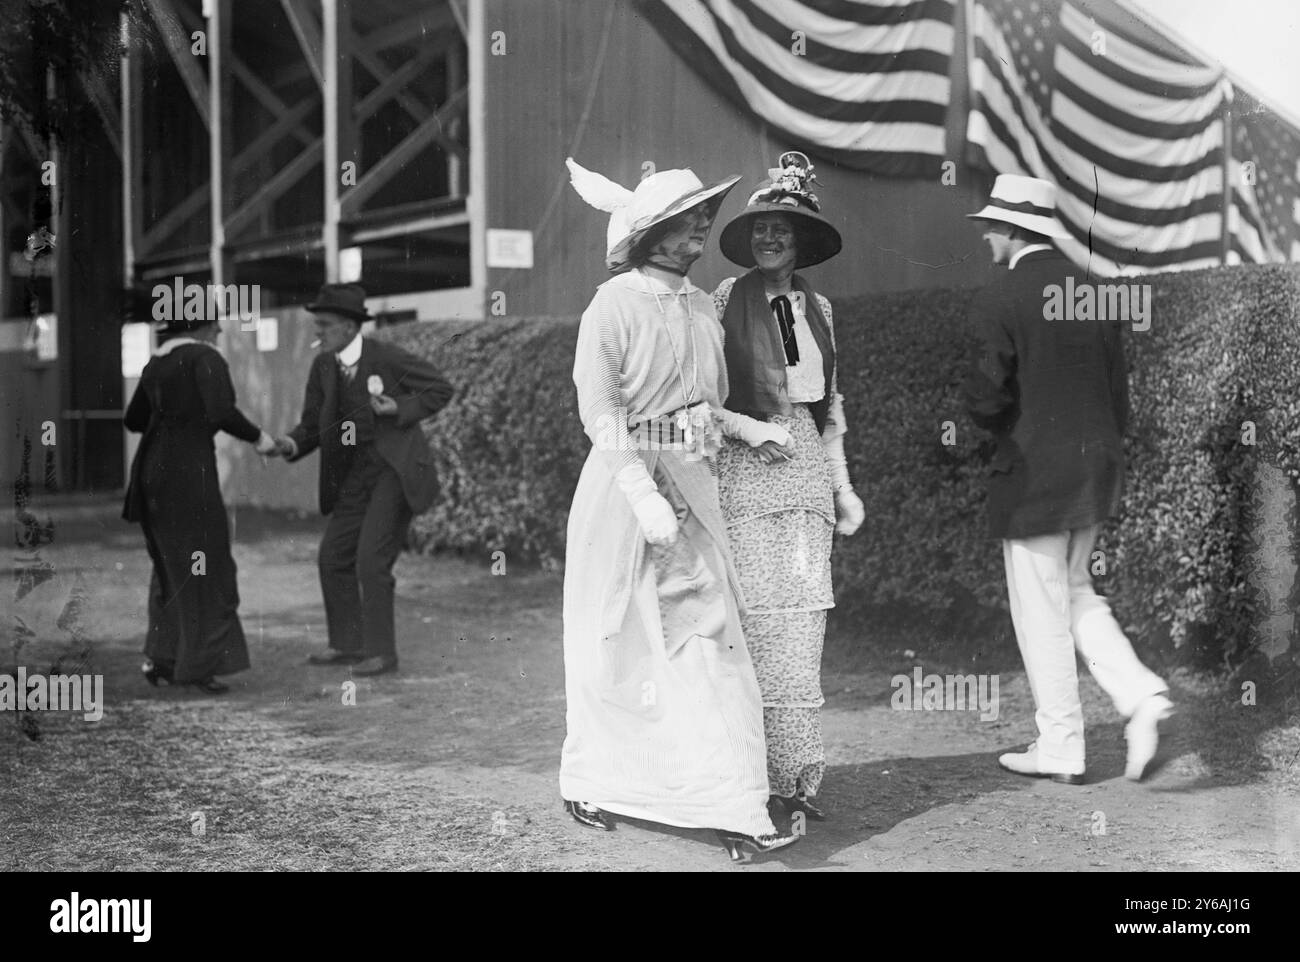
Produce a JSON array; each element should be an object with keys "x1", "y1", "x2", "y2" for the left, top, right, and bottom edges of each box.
[{"x1": 383, "y1": 265, "x2": 1300, "y2": 665}]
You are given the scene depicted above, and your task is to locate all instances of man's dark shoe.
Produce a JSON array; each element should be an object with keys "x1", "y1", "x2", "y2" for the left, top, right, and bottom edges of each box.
[
  {"x1": 353, "y1": 656, "x2": 399, "y2": 677},
  {"x1": 307, "y1": 648, "x2": 364, "y2": 666}
]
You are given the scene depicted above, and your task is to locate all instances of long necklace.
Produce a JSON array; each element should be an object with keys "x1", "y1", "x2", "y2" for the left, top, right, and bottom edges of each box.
[{"x1": 660, "y1": 290, "x2": 699, "y2": 410}]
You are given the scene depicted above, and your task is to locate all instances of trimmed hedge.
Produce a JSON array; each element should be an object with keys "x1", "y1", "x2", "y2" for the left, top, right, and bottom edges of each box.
[{"x1": 382, "y1": 265, "x2": 1300, "y2": 665}]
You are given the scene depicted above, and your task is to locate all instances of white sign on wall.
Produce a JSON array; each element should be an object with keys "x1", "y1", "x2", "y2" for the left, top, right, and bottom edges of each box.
[
  {"x1": 121, "y1": 322, "x2": 152, "y2": 378},
  {"x1": 256, "y1": 316, "x2": 278, "y2": 352},
  {"x1": 339, "y1": 246, "x2": 363, "y2": 283},
  {"x1": 486, "y1": 229, "x2": 534, "y2": 269}
]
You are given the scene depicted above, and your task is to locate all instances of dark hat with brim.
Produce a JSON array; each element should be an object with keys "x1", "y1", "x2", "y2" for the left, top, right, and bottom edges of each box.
[
  {"x1": 719, "y1": 198, "x2": 842, "y2": 269},
  {"x1": 307, "y1": 282, "x2": 371, "y2": 322},
  {"x1": 154, "y1": 316, "x2": 219, "y2": 334}
]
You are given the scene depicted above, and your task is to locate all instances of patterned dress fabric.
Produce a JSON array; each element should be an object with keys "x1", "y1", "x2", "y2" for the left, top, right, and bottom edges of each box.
[{"x1": 713, "y1": 278, "x2": 842, "y2": 798}]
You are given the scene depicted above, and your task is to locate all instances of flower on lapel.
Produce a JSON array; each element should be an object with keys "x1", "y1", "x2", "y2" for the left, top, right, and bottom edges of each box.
[{"x1": 366, "y1": 375, "x2": 384, "y2": 397}]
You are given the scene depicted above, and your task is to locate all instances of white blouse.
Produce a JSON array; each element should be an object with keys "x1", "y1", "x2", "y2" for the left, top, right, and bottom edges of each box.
[{"x1": 777, "y1": 291, "x2": 826, "y2": 404}]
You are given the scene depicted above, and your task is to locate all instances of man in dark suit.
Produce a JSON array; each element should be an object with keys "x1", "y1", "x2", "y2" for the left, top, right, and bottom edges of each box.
[
  {"x1": 962, "y1": 175, "x2": 1172, "y2": 783},
  {"x1": 277, "y1": 283, "x2": 453, "y2": 676}
]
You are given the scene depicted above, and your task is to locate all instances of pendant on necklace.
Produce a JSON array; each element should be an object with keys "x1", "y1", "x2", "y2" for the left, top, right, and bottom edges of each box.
[{"x1": 676, "y1": 410, "x2": 696, "y2": 447}]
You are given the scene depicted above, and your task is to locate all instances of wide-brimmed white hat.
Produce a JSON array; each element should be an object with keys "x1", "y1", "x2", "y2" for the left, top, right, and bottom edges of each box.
[
  {"x1": 968, "y1": 173, "x2": 1070, "y2": 239},
  {"x1": 567, "y1": 158, "x2": 741, "y2": 272}
]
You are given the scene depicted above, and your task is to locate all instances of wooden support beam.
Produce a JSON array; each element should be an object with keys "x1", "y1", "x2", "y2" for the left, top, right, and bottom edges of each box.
[
  {"x1": 78, "y1": 68, "x2": 123, "y2": 159},
  {"x1": 340, "y1": 86, "x2": 467, "y2": 217},
  {"x1": 361, "y1": 6, "x2": 457, "y2": 54},
  {"x1": 467, "y1": 0, "x2": 485, "y2": 306},
  {"x1": 225, "y1": 138, "x2": 323, "y2": 239},
  {"x1": 15, "y1": 123, "x2": 46, "y2": 165},
  {"x1": 350, "y1": 208, "x2": 468, "y2": 243},
  {"x1": 448, "y1": 0, "x2": 467, "y2": 39},
  {"x1": 230, "y1": 61, "x2": 315, "y2": 147},
  {"x1": 279, "y1": 0, "x2": 324, "y2": 89},
  {"x1": 264, "y1": 5, "x2": 458, "y2": 93},
  {"x1": 141, "y1": 91, "x2": 319, "y2": 252},
  {"x1": 355, "y1": 44, "x2": 441, "y2": 124},
  {"x1": 142, "y1": 0, "x2": 211, "y2": 129},
  {"x1": 446, "y1": 38, "x2": 463, "y2": 198},
  {"x1": 0, "y1": 128, "x2": 7, "y2": 315},
  {"x1": 170, "y1": 0, "x2": 315, "y2": 148},
  {"x1": 121, "y1": 12, "x2": 144, "y2": 278},
  {"x1": 209, "y1": 0, "x2": 233, "y2": 286},
  {"x1": 323, "y1": 0, "x2": 354, "y2": 282},
  {"x1": 354, "y1": 47, "x2": 433, "y2": 124}
]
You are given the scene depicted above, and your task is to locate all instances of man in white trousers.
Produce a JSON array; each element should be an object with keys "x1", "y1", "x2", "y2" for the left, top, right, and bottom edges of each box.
[{"x1": 962, "y1": 174, "x2": 1173, "y2": 783}]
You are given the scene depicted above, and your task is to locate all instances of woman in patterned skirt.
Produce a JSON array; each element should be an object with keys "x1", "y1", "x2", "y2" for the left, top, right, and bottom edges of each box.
[
  {"x1": 712, "y1": 152, "x2": 866, "y2": 821},
  {"x1": 560, "y1": 158, "x2": 800, "y2": 860}
]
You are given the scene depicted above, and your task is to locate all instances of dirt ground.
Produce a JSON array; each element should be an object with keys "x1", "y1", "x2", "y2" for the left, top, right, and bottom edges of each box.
[{"x1": 3, "y1": 498, "x2": 1298, "y2": 872}]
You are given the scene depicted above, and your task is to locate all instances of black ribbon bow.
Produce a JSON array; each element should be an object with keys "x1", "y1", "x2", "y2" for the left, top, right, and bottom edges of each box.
[{"x1": 770, "y1": 295, "x2": 800, "y2": 366}]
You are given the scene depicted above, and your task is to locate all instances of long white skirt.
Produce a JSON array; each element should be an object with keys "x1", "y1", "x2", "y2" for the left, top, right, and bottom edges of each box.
[{"x1": 559, "y1": 448, "x2": 776, "y2": 837}]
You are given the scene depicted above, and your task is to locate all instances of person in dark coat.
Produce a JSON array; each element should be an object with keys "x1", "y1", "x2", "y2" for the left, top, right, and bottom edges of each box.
[
  {"x1": 962, "y1": 174, "x2": 1172, "y2": 784},
  {"x1": 274, "y1": 284, "x2": 453, "y2": 677},
  {"x1": 123, "y1": 314, "x2": 280, "y2": 694}
]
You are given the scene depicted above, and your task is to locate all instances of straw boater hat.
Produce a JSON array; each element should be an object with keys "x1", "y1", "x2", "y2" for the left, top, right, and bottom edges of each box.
[
  {"x1": 566, "y1": 157, "x2": 741, "y2": 273},
  {"x1": 967, "y1": 173, "x2": 1070, "y2": 239},
  {"x1": 718, "y1": 151, "x2": 842, "y2": 269}
]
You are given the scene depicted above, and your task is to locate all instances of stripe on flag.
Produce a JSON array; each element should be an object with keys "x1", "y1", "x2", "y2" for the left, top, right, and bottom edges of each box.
[
  {"x1": 635, "y1": 0, "x2": 956, "y2": 178},
  {"x1": 967, "y1": 0, "x2": 1231, "y2": 276}
]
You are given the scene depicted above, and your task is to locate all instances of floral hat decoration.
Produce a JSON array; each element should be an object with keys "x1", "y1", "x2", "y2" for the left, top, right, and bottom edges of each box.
[{"x1": 718, "y1": 150, "x2": 843, "y2": 269}]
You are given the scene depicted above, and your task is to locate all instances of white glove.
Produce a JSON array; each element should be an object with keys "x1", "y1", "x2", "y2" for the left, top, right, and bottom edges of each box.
[
  {"x1": 254, "y1": 431, "x2": 280, "y2": 456},
  {"x1": 717, "y1": 409, "x2": 792, "y2": 449},
  {"x1": 822, "y1": 432, "x2": 851, "y2": 491},
  {"x1": 834, "y1": 488, "x2": 865, "y2": 536},
  {"x1": 615, "y1": 465, "x2": 679, "y2": 546},
  {"x1": 632, "y1": 493, "x2": 679, "y2": 545}
]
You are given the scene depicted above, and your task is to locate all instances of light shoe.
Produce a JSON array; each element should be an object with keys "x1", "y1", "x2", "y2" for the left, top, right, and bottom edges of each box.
[
  {"x1": 997, "y1": 743, "x2": 1085, "y2": 784},
  {"x1": 1124, "y1": 693, "x2": 1174, "y2": 781}
]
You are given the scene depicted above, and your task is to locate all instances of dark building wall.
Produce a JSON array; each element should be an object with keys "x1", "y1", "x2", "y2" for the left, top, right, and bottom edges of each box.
[{"x1": 481, "y1": 0, "x2": 999, "y2": 322}]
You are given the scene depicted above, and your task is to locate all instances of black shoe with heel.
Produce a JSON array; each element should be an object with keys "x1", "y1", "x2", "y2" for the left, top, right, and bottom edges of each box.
[
  {"x1": 563, "y1": 799, "x2": 612, "y2": 831},
  {"x1": 776, "y1": 791, "x2": 827, "y2": 822},
  {"x1": 141, "y1": 660, "x2": 173, "y2": 687},
  {"x1": 192, "y1": 678, "x2": 229, "y2": 695},
  {"x1": 716, "y1": 829, "x2": 798, "y2": 862}
]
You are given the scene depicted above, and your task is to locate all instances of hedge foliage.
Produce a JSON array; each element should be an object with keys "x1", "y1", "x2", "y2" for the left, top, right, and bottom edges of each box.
[{"x1": 383, "y1": 265, "x2": 1300, "y2": 665}]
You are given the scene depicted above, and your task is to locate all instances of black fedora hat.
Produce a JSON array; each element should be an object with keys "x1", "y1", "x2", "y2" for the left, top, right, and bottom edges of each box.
[
  {"x1": 718, "y1": 151, "x2": 842, "y2": 269},
  {"x1": 307, "y1": 283, "x2": 370, "y2": 322}
]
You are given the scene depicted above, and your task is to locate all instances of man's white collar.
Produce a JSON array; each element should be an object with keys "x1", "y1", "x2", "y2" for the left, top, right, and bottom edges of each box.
[
  {"x1": 1009, "y1": 244, "x2": 1053, "y2": 270},
  {"x1": 337, "y1": 332, "x2": 363, "y2": 365}
]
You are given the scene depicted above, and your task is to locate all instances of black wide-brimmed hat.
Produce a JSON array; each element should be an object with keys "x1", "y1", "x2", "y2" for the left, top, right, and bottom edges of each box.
[
  {"x1": 718, "y1": 151, "x2": 842, "y2": 269},
  {"x1": 307, "y1": 282, "x2": 371, "y2": 322}
]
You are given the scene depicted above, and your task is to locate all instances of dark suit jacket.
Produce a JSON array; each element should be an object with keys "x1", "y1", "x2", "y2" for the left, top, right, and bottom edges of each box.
[
  {"x1": 286, "y1": 337, "x2": 453, "y2": 516},
  {"x1": 962, "y1": 249, "x2": 1129, "y2": 540}
]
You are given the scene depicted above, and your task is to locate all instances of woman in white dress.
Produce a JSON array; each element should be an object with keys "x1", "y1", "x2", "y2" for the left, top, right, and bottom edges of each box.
[{"x1": 559, "y1": 158, "x2": 798, "y2": 860}]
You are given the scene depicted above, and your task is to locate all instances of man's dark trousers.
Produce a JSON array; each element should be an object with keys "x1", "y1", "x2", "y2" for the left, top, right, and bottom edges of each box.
[{"x1": 318, "y1": 443, "x2": 412, "y2": 659}]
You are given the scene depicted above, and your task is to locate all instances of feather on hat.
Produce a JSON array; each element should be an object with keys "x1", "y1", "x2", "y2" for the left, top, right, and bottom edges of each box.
[{"x1": 567, "y1": 157, "x2": 740, "y2": 273}]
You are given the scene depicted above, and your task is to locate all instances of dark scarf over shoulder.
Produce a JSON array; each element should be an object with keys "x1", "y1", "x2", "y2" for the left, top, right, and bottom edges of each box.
[{"x1": 720, "y1": 269, "x2": 835, "y2": 433}]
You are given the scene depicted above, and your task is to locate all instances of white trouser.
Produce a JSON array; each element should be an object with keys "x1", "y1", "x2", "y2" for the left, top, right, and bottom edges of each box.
[{"x1": 1002, "y1": 524, "x2": 1168, "y2": 772}]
